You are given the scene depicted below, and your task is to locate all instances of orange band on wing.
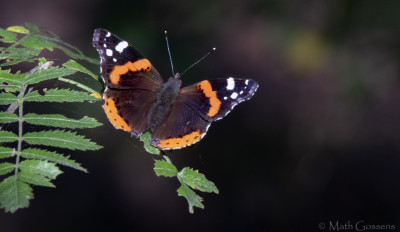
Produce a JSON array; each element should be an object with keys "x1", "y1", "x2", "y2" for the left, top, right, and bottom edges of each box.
[
  {"x1": 109, "y1": 59, "x2": 151, "y2": 84},
  {"x1": 197, "y1": 80, "x2": 221, "y2": 117},
  {"x1": 159, "y1": 130, "x2": 204, "y2": 149},
  {"x1": 103, "y1": 97, "x2": 131, "y2": 132}
]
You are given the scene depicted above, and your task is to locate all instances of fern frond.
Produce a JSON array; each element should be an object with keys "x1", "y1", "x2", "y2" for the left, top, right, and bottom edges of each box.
[
  {"x1": 24, "y1": 130, "x2": 102, "y2": 151},
  {"x1": 19, "y1": 160, "x2": 62, "y2": 179},
  {"x1": 21, "y1": 148, "x2": 87, "y2": 172},
  {"x1": 20, "y1": 23, "x2": 98, "y2": 64},
  {"x1": 0, "y1": 147, "x2": 13, "y2": 159},
  {"x1": 0, "y1": 163, "x2": 15, "y2": 175},
  {"x1": 62, "y1": 60, "x2": 100, "y2": 81},
  {"x1": 0, "y1": 28, "x2": 17, "y2": 43},
  {"x1": 23, "y1": 67, "x2": 76, "y2": 85},
  {"x1": 18, "y1": 171, "x2": 55, "y2": 187},
  {"x1": 24, "y1": 113, "x2": 101, "y2": 129},
  {"x1": 0, "y1": 131, "x2": 18, "y2": 143},
  {"x1": 0, "y1": 112, "x2": 18, "y2": 123},
  {"x1": 0, "y1": 23, "x2": 103, "y2": 213},
  {"x1": 0, "y1": 69, "x2": 24, "y2": 91},
  {"x1": 24, "y1": 89, "x2": 97, "y2": 102},
  {"x1": 0, "y1": 47, "x2": 41, "y2": 59},
  {"x1": 0, "y1": 176, "x2": 33, "y2": 213},
  {"x1": 0, "y1": 93, "x2": 17, "y2": 105},
  {"x1": 0, "y1": 59, "x2": 36, "y2": 67}
]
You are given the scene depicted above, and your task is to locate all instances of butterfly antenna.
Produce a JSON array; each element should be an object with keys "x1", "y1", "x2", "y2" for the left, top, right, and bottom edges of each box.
[
  {"x1": 181, "y1": 47, "x2": 216, "y2": 77},
  {"x1": 164, "y1": 31, "x2": 175, "y2": 77}
]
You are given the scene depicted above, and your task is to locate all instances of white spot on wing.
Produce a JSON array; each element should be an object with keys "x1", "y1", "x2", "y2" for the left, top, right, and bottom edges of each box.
[
  {"x1": 113, "y1": 58, "x2": 117, "y2": 62},
  {"x1": 106, "y1": 32, "x2": 111, "y2": 37},
  {"x1": 245, "y1": 79, "x2": 249, "y2": 85},
  {"x1": 227, "y1": 77, "x2": 235, "y2": 90},
  {"x1": 103, "y1": 44, "x2": 107, "y2": 48},
  {"x1": 223, "y1": 96, "x2": 228, "y2": 100},
  {"x1": 230, "y1": 92, "x2": 238, "y2": 99},
  {"x1": 240, "y1": 90, "x2": 243, "y2": 94},
  {"x1": 106, "y1": 49, "x2": 113, "y2": 56},
  {"x1": 116, "y1": 41, "x2": 128, "y2": 53}
]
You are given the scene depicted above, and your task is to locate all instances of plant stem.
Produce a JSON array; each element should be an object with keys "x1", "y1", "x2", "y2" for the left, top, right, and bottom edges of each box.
[{"x1": 14, "y1": 85, "x2": 26, "y2": 176}]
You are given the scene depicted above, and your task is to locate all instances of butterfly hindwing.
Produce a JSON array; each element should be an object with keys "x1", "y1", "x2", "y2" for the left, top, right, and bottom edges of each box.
[
  {"x1": 93, "y1": 28, "x2": 163, "y2": 90},
  {"x1": 150, "y1": 100, "x2": 211, "y2": 150},
  {"x1": 103, "y1": 88, "x2": 157, "y2": 137},
  {"x1": 179, "y1": 78, "x2": 259, "y2": 122}
]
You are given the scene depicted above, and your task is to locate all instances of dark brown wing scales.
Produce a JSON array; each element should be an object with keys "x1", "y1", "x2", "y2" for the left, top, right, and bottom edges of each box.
[
  {"x1": 150, "y1": 100, "x2": 210, "y2": 150},
  {"x1": 103, "y1": 89, "x2": 157, "y2": 137}
]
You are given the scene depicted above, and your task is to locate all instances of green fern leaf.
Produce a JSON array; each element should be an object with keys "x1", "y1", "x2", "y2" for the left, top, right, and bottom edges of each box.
[
  {"x1": 20, "y1": 23, "x2": 97, "y2": 64},
  {"x1": 0, "y1": 147, "x2": 13, "y2": 159},
  {"x1": 0, "y1": 162, "x2": 15, "y2": 175},
  {"x1": 24, "y1": 113, "x2": 101, "y2": 129},
  {"x1": 0, "y1": 93, "x2": 17, "y2": 105},
  {"x1": 177, "y1": 183, "x2": 204, "y2": 214},
  {"x1": 21, "y1": 148, "x2": 87, "y2": 172},
  {"x1": 0, "y1": 59, "x2": 36, "y2": 67},
  {"x1": 177, "y1": 168, "x2": 219, "y2": 194},
  {"x1": 24, "y1": 89, "x2": 97, "y2": 102},
  {"x1": 23, "y1": 130, "x2": 102, "y2": 151},
  {"x1": 0, "y1": 28, "x2": 17, "y2": 43},
  {"x1": 154, "y1": 160, "x2": 178, "y2": 177},
  {"x1": 0, "y1": 47, "x2": 41, "y2": 60},
  {"x1": 0, "y1": 175, "x2": 33, "y2": 213},
  {"x1": 20, "y1": 34, "x2": 57, "y2": 51},
  {"x1": 0, "y1": 112, "x2": 18, "y2": 123},
  {"x1": 62, "y1": 60, "x2": 99, "y2": 81},
  {"x1": 19, "y1": 160, "x2": 62, "y2": 179},
  {"x1": 18, "y1": 171, "x2": 55, "y2": 187},
  {"x1": 0, "y1": 131, "x2": 17, "y2": 143},
  {"x1": 0, "y1": 69, "x2": 24, "y2": 90},
  {"x1": 24, "y1": 67, "x2": 76, "y2": 85}
]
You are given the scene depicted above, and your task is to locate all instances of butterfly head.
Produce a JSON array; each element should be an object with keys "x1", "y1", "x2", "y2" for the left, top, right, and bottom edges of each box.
[{"x1": 165, "y1": 72, "x2": 182, "y2": 86}]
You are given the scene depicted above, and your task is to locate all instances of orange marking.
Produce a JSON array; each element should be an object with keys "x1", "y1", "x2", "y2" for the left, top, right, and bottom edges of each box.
[
  {"x1": 159, "y1": 130, "x2": 204, "y2": 149},
  {"x1": 109, "y1": 59, "x2": 151, "y2": 84},
  {"x1": 197, "y1": 80, "x2": 221, "y2": 117},
  {"x1": 103, "y1": 97, "x2": 131, "y2": 132}
]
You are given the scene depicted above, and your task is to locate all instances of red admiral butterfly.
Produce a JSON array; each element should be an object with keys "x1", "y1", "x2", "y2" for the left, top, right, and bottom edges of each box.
[{"x1": 92, "y1": 29, "x2": 259, "y2": 150}]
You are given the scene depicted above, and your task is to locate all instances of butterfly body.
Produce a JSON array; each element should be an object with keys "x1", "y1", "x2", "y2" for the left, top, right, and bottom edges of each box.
[
  {"x1": 150, "y1": 74, "x2": 181, "y2": 132},
  {"x1": 93, "y1": 29, "x2": 259, "y2": 150}
]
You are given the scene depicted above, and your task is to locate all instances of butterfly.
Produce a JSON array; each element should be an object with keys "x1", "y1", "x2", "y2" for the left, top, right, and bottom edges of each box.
[{"x1": 92, "y1": 29, "x2": 259, "y2": 150}]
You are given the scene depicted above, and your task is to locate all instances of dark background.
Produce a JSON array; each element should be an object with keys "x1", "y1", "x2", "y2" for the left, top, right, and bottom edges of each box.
[{"x1": 1, "y1": 0, "x2": 400, "y2": 231}]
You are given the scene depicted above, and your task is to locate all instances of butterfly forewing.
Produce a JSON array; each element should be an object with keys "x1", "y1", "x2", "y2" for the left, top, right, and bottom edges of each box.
[{"x1": 93, "y1": 28, "x2": 163, "y2": 90}]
